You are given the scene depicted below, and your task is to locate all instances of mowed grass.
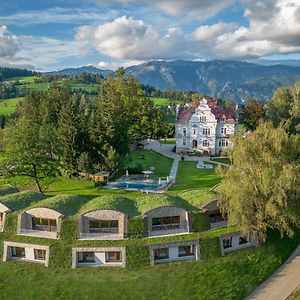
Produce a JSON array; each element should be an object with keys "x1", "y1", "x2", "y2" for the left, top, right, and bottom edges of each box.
[
  {"x1": 122, "y1": 150, "x2": 173, "y2": 177},
  {"x1": 159, "y1": 138, "x2": 176, "y2": 144},
  {"x1": 151, "y1": 97, "x2": 182, "y2": 106},
  {"x1": 0, "y1": 97, "x2": 24, "y2": 115},
  {"x1": 4, "y1": 76, "x2": 41, "y2": 83},
  {"x1": 171, "y1": 161, "x2": 220, "y2": 191}
]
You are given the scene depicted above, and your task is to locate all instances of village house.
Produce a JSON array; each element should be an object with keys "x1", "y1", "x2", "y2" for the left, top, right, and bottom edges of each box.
[{"x1": 175, "y1": 97, "x2": 238, "y2": 155}]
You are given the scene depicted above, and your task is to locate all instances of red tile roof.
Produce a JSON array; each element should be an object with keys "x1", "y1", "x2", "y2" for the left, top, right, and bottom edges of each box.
[{"x1": 176, "y1": 98, "x2": 236, "y2": 124}]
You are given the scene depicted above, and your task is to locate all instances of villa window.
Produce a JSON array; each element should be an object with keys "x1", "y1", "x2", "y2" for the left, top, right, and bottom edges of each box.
[
  {"x1": 152, "y1": 216, "x2": 180, "y2": 231},
  {"x1": 105, "y1": 251, "x2": 122, "y2": 263},
  {"x1": 89, "y1": 219, "x2": 119, "y2": 234},
  {"x1": 11, "y1": 246, "x2": 25, "y2": 258},
  {"x1": 154, "y1": 248, "x2": 169, "y2": 260},
  {"x1": 178, "y1": 245, "x2": 195, "y2": 257},
  {"x1": 239, "y1": 236, "x2": 249, "y2": 245},
  {"x1": 183, "y1": 128, "x2": 187, "y2": 137},
  {"x1": 218, "y1": 139, "x2": 228, "y2": 147},
  {"x1": 202, "y1": 140, "x2": 209, "y2": 147},
  {"x1": 202, "y1": 128, "x2": 210, "y2": 135},
  {"x1": 199, "y1": 116, "x2": 206, "y2": 122},
  {"x1": 182, "y1": 139, "x2": 187, "y2": 146},
  {"x1": 32, "y1": 217, "x2": 57, "y2": 232},
  {"x1": 193, "y1": 128, "x2": 196, "y2": 135},
  {"x1": 220, "y1": 117, "x2": 226, "y2": 122},
  {"x1": 34, "y1": 249, "x2": 46, "y2": 261},
  {"x1": 221, "y1": 127, "x2": 227, "y2": 135},
  {"x1": 223, "y1": 237, "x2": 232, "y2": 249},
  {"x1": 78, "y1": 252, "x2": 95, "y2": 263}
]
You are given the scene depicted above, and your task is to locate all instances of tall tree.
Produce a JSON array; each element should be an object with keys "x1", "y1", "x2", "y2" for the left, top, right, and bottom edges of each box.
[
  {"x1": 1, "y1": 118, "x2": 57, "y2": 192},
  {"x1": 217, "y1": 122, "x2": 300, "y2": 243},
  {"x1": 239, "y1": 99, "x2": 266, "y2": 131}
]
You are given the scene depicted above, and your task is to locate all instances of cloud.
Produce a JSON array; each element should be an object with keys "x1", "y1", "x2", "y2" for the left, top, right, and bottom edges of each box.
[
  {"x1": 76, "y1": 16, "x2": 188, "y2": 60},
  {"x1": 0, "y1": 7, "x2": 118, "y2": 26},
  {"x1": 0, "y1": 25, "x2": 19, "y2": 58},
  {"x1": 98, "y1": 60, "x2": 142, "y2": 70},
  {"x1": 95, "y1": 0, "x2": 233, "y2": 20},
  {"x1": 190, "y1": 0, "x2": 300, "y2": 59}
]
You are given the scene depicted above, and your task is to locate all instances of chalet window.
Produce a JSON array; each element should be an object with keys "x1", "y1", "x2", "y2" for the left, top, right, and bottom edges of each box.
[
  {"x1": 239, "y1": 236, "x2": 249, "y2": 245},
  {"x1": 152, "y1": 216, "x2": 180, "y2": 231},
  {"x1": 34, "y1": 249, "x2": 46, "y2": 261},
  {"x1": 78, "y1": 252, "x2": 95, "y2": 263},
  {"x1": 221, "y1": 127, "x2": 227, "y2": 135},
  {"x1": 209, "y1": 212, "x2": 225, "y2": 223},
  {"x1": 183, "y1": 128, "x2": 187, "y2": 137},
  {"x1": 218, "y1": 139, "x2": 228, "y2": 147},
  {"x1": 11, "y1": 246, "x2": 25, "y2": 258},
  {"x1": 105, "y1": 251, "x2": 122, "y2": 263},
  {"x1": 178, "y1": 245, "x2": 195, "y2": 257},
  {"x1": 223, "y1": 237, "x2": 232, "y2": 249},
  {"x1": 182, "y1": 139, "x2": 187, "y2": 146},
  {"x1": 202, "y1": 140, "x2": 209, "y2": 147},
  {"x1": 199, "y1": 116, "x2": 206, "y2": 122},
  {"x1": 89, "y1": 220, "x2": 119, "y2": 234},
  {"x1": 154, "y1": 248, "x2": 169, "y2": 260},
  {"x1": 202, "y1": 128, "x2": 210, "y2": 135},
  {"x1": 32, "y1": 217, "x2": 57, "y2": 232}
]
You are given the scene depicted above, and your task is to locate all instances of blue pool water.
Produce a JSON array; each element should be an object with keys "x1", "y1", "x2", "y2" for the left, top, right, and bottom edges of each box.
[{"x1": 114, "y1": 182, "x2": 161, "y2": 191}]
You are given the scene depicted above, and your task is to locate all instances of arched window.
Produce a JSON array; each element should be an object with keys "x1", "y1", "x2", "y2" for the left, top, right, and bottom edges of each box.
[{"x1": 219, "y1": 139, "x2": 228, "y2": 147}]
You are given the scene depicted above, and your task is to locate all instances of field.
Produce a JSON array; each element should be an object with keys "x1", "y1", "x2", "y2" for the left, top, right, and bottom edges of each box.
[
  {"x1": 0, "y1": 149, "x2": 299, "y2": 299},
  {"x1": 151, "y1": 97, "x2": 182, "y2": 106},
  {"x1": 0, "y1": 97, "x2": 24, "y2": 115}
]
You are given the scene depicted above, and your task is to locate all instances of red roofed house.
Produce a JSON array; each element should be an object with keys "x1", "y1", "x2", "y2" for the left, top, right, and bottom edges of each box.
[{"x1": 175, "y1": 97, "x2": 237, "y2": 155}]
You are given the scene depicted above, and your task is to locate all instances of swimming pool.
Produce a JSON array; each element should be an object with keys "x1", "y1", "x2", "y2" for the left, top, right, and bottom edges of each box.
[{"x1": 114, "y1": 182, "x2": 162, "y2": 191}]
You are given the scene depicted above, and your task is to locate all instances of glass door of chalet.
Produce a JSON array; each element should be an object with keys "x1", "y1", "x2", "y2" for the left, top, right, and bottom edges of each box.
[{"x1": 32, "y1": 217, "x2": 57, "y2": 232}]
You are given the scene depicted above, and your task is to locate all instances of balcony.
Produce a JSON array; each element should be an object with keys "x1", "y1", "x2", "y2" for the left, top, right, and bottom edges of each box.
[
  {"x1": 152, "y1": 223, "x2": 180, "y2": 231},
  {"x1": 79, "y1": 231, "x2": 123, "y2": 240},
  {"x1": 19, "y1": 228, "x2": 59, "y2": 239}
]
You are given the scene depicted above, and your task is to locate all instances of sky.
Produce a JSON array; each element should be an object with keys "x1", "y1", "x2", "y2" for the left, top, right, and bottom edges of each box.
[{"x1": 0, "y1": 0, "x2": 300, "y2": 71}]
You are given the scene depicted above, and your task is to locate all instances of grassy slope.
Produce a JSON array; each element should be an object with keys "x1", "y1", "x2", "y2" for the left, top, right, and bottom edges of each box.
[
  {"x1": 0, "y1": 97, "x2": 24, "y2": 115},
  {"x1": 151, "y1": 97, "x2": 182, "y2": 106},
  {"x1": 0, "y1": 151, "x2": 299, "y2": 299}
]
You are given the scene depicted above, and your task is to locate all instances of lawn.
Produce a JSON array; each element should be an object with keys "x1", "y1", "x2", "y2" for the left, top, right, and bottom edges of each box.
[
  {"x1": 122, "y1": 150, "x2": 173, "y2": 177},
  {"x1": 0, "y1": 97, "x2": 24, "y2": 115},
  {"x1": 171, "y1": 161, "x2": 220, "y2": 191},
  {"x1": 4, "y1": 76, "x2": 41, "y2": 83},
  {"x1": 151, "y1": 97, "x2": 182, "y2": 106},
  {"x1": 211, "y1": 157, "x2": 231, "y2": 165},
  {"x1": 159, "y1": 138, "x2": 176, "y2": 144}
]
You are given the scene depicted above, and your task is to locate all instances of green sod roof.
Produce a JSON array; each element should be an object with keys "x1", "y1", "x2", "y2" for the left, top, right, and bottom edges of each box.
[
  {"x1": 29, "y1": 194, "x2": 86, "y2": 216},
  {"x1": 137, "y1": 194, "x2": 193, "y2": 215},
  {"x1": 0, "y1": 184, "x2": 19, "y2": 197},
  {"x1": 0, "y1": 191, "x2": 47, "y2": 212},
  {"x1": 79, "y1": 195, "x2": 137, "y2": 217}
]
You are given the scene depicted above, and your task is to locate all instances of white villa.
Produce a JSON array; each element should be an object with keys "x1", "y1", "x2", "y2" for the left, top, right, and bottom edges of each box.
[{"x1": 175, "y1": 97, "x2": 238, "y2": 156}]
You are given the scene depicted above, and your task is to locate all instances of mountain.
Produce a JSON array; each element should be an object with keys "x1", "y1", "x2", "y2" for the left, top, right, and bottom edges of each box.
[
  {"x1": 124, "y1": 60, "x2": 300, "y2": 103},
  {"x1": 47, "y1": 65, "x2": 112, "y2": 77},
  {"x1": 247, "y1": 59, "x2": 300, "y2": 67}
]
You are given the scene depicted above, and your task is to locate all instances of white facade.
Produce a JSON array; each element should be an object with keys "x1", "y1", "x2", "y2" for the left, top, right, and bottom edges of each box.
[
  {"x1": 219, "y1": 231, "x2": 258, "y2": 256},
  {"x1": 72, "y1": 247, "x2": 126, "y2": 268},
  {"x1": 176, "y1": 98, "x2": 237, "y2": 155},
  {"x1": 3, "y1": 241, "x2": 50, "y2": 267},
  {"x1": 149, "y1": 240, "x2": 200, "y2": 265}
]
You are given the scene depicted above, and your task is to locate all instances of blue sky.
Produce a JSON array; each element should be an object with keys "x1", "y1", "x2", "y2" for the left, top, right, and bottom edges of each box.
[{"x1": 0, "y1": 0, "x2": 299, "y2": 70}]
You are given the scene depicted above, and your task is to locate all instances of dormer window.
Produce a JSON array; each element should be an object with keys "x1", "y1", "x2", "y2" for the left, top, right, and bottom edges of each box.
[
  {"x1": 220, "y1": 117, "x2": 226, "y2": 122},
  {"x1": 199, "y1": 116, "x2": 206, "y2": 122}
]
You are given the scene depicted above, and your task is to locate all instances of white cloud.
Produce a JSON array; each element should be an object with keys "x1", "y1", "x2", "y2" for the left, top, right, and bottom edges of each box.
[
  {"x1": 0, "y1": 7, "x2": 118, "y2": 25},
  {"x1": 76, "y1": 16, "x2": 188, "y2": 60},
  {"x1": 98, "y1": 60, "x2": 142, "y2": 70},
  {"x1": 0, "y1": 25, "x2": 19, "y2": 58}
]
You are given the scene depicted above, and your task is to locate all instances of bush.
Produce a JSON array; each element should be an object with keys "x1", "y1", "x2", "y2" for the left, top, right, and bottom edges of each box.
[
  {"x1": 128, "y1": 217, "x2": 145, "y2": 238},
  {"x1": 192, "y1": 212, "x2": 209, "y2": 232}
]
